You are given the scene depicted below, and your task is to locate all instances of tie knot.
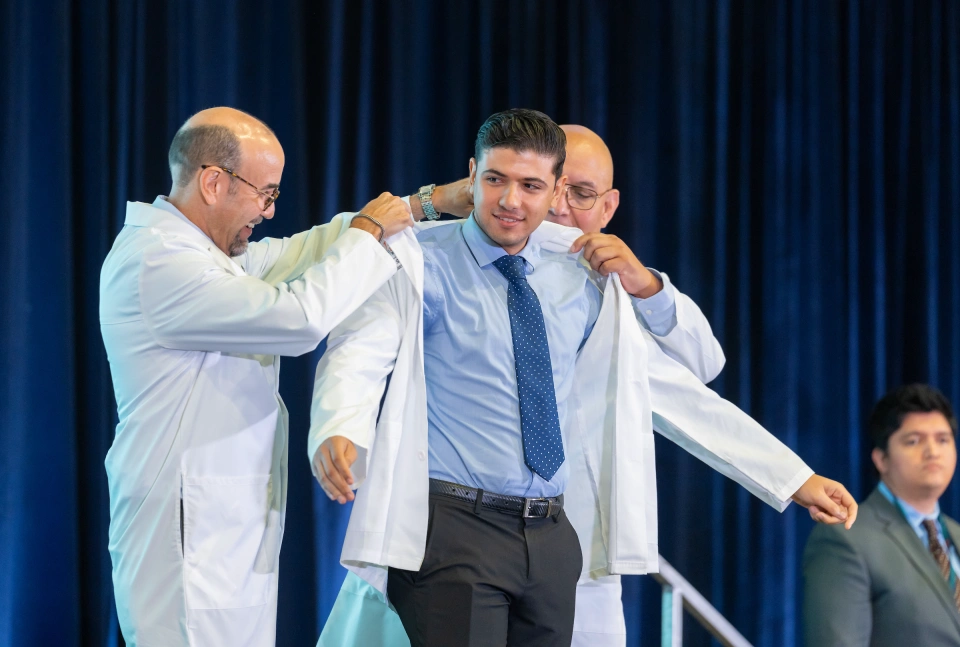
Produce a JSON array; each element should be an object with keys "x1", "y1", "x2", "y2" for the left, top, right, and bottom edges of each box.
[
  {"x1": 493, "y1": 254, "x2": 526, "y2": 281},
  {"x1": 922, "y1": 518, "x2": 939, "y2": 537}
]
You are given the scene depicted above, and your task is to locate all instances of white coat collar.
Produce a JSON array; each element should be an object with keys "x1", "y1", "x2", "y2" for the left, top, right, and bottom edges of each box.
[
  {"x1": 460, "y1": 213, "x2": 584, "y2": 271},
  {"x1": 124, "y1": 197, "x2": 244, "y2": 274}
]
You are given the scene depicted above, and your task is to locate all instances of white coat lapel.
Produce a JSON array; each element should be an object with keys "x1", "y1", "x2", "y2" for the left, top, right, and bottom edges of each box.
[
  {"x1": 566, "y1": 270, "x2": 657, "y2": 577},
  {"x1": 603, "y1": 273, "x2": 656, "y2": 573},
  {"x1": 385, "y1": 227, "x2": 424, "y2": 301}
]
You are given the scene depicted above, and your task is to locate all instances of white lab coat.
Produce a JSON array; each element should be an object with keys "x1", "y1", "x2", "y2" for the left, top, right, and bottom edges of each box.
[
  {"x1": 100, "y1": 200, "x2": 398, "y2": 647},
  {"x1": 310, "y1": 219, "x2": 813, "y2": 644}
]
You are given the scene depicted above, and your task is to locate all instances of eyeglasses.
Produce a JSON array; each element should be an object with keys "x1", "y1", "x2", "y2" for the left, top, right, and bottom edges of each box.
[
  {"x1": 201, "y1": 165, "x2": 280, "y2": 211},
  {"x1": 564, "y1": 184, "x2": 614, "y2": 210}
]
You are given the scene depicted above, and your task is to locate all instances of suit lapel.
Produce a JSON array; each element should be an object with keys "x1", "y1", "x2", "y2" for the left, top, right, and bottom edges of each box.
[{"x1": 873, "y1": 490, "x2": 960, "y2": 632}]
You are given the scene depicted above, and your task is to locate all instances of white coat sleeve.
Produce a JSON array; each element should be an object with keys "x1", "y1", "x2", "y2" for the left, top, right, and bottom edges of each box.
[
  {"x1": 139, "y1": 227, "x2": 396, "y2": 356},
  {"x1": 644, "y1": 330, "x2": 813, "y2": 510},
  {"x1": 238, "y1": 214, "x2": 350, "y2": 284},
  {"x1": 307, "y1": 275, "x2": 405, "y2": 484},
  {"x1": 633, "y1": 270, "x2": 726, "y2": 384}
]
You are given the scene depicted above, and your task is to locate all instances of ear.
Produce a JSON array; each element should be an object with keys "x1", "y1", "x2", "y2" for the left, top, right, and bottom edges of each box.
[
  {"x1": 551, "y1": 174, "x2": 568, "y2": 209},
  {"x1": 468, "y1": 158, "x2": 478, "y2": 190},
  {"x1": 600, "y1": 189, "x2": 620, "y2": 229},
  {"x1": 198, "y1": 166, "x2": 224, "y2": 206},
  {"x1": 871, "y1": 447, "x2": 887, "y2": 476}
]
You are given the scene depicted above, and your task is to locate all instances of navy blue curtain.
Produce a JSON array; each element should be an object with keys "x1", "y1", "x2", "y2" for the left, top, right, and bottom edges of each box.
[{"x1": 3, "y1": 1, "x2": 959, "y2": 645}]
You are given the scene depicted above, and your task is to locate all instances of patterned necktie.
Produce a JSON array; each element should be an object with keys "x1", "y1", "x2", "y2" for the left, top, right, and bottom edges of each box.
[
  {"x1": 921, "y1": 518, "x2": 960, "y2": 611},
  {"x1": 493, "y1": 254, "x2": 564, "y2": 481}
]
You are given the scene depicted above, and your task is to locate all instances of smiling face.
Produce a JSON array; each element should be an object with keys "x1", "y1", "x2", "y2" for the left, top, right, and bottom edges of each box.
[
  {"x1": 469, "y1": 146, "x2": 565, "y2": 255},
  {"x1": 872, "y1": 411, "x2": 957, "y2": 509},
  {"x1": 208, "y1": 136, "x2": 284, "y2": 257}
]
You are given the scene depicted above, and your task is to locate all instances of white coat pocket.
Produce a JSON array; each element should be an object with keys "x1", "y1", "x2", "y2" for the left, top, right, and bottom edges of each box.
[{"x1": 182, "y1": 474, "x2": 274, "y2": 614}]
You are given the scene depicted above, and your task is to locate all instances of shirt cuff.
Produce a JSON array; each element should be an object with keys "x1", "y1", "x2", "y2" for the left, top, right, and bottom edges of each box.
[{"x1": 631, "y1": 268, "x2": 677, "y2": 336}]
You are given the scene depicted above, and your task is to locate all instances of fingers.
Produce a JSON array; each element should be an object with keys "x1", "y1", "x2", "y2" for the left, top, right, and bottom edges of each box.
[
  {"x1": 812, "y1": 487, "x2": 847, "y2": 522},
  {"x1": 569, "y1": 233, "x2": 592, "y2": 254},
  {"x1": 831, "y1": 483, "x2": 859, "y2": 529},
  {"x1": 807, "y1": 504, "x2": 845, "y2": 525},
  {"x1": 360, "y1": 192, "x2": 414, "y2": 238},
  {"x1": 585, "y1": 246, "x2": 622, "y2": 272},
  {"x1": 317, "y1": 441, "x2": 356, "y2": 504},
  {"x1": 571, "y1": 233, "x2": 627, "y2": 262},
  {"x1": 806, "y1": 479, "x2": 859, "y2": 528}
]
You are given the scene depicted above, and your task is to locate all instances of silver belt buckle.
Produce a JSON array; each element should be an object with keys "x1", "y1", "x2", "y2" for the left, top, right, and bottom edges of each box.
[{"x1": 522, "y1": 497, "x2": 548, "y2": 518}]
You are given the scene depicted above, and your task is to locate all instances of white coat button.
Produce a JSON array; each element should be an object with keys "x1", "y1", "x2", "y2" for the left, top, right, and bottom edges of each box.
[{"x1": 417, "y1": 451, "x2": 426, "y2": 461}]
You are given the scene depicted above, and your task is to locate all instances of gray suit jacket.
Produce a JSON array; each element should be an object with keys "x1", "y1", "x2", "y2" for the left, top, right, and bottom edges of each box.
[{"x1": 803, "y1": 487, "x2": 960, "y2": 646}]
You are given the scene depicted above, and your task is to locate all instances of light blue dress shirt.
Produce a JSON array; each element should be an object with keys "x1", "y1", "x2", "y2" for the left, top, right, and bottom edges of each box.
[
  {"x1": 420, "y1": 215, "x2": 677, "y2": 498},
  {"x1": 878, "y1": 481, "x2": 960, "y2": 576}
]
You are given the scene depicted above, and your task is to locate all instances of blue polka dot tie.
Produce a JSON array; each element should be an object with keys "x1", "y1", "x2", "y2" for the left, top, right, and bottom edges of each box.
[{"x1": 493, "y1": 254, "x2": 564, "y2": 481}]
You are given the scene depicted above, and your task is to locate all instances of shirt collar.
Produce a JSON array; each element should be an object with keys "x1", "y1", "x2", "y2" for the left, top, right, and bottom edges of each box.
[
  {"x1": 461, "y1": 212, "x2": 550, "y2": 273},
  {"x1": 878, "y1": 481, "x2": 941, "y2": 528}
]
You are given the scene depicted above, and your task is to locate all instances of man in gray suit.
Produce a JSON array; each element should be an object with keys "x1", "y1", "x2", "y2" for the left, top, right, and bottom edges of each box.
[{"x1": 803, "y1": 384, "x2": 960, "y2": 646}]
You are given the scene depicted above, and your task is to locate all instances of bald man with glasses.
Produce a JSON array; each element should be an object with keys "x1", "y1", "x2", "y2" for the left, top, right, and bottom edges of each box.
[{"x1": 101, "y1": 107, "x2": 413, "y2": 647}]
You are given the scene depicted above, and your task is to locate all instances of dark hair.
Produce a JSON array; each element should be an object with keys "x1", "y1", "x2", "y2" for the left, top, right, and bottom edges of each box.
[
  {"x1": 868, "y1": 384, "x2": 958, "y2": 451},
  {"x1": 168, "y1": 124, "x2": 243, "y2": 188},
  {"x1": 474, "y1": 109, "x2": 566, "y2": 180}
]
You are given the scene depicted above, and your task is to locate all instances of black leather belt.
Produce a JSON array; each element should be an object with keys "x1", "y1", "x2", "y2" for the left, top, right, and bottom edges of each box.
[{"x1": 429, "y1": 479, "x2": 563, "y2": 519}]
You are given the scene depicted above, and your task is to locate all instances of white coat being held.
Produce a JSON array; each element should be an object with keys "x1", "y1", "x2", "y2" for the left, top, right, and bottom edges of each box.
[{"x1": 309, "y1": 220, "x2": 812, "y2": 601}]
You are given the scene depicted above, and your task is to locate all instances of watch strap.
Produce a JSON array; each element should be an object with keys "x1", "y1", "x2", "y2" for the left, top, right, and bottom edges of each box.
[{"x1": 418, "y1": 184, "x2": 439, "y2": 221}]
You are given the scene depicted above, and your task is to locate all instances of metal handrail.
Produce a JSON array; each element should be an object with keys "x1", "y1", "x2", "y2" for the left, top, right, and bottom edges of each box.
[{"x1": 651, "y1": 556, "x2": 753, "y2": 647}]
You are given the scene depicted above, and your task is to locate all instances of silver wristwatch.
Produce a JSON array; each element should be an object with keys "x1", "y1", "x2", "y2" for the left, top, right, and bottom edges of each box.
[{"x1": 417, "y1": 184, "x2": 440, "y2": 221}]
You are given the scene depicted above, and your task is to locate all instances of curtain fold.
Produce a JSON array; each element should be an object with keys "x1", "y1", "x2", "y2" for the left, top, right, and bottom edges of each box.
[{"x1": 2, "y1": 1, "x2": 958, "y2": 645}]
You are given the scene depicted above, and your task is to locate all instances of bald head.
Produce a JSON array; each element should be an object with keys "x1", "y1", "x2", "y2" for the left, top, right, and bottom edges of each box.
[
  {"x1": 547, "y1": 125, "x2": 620, "y2": 233},
  {"x1": 560, "y1": 124, "x2": 614, "y2": 188},
  {"x1": 168, "y1": 107, "x2": 278, "y2": 188},
  {"x1": 166, "y1": 108, "x2": 285, "y2": 258}
]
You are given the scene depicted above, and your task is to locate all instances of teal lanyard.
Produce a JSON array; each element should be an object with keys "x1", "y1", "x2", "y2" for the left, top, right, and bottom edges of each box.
[{"x1": 890, "y1": 495, "x2": 958, "y2": 589}]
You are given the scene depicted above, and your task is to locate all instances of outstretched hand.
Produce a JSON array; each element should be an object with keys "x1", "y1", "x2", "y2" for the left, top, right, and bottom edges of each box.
[
  {"x1": 791, "y1": 474, "x2": 859, "y2": 529},
  {"x1": 313, "y1": 436, "x2": 358, "y2": 504}
]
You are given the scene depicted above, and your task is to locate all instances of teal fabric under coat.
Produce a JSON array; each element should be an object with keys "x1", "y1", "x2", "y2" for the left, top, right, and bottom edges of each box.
[{"x1": 316, "y1": 572, "x2": 408, "y2": 647}]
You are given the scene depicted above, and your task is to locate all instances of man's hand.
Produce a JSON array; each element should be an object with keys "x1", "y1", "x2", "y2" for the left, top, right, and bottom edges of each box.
[
  {"x1": 411, "y1": 178, "x2": 473, "y2": 220},
  {"x1": 433, "y1": 178, "x2": 474, "y2": 217},
  {"x1": 570, "y1": 233, "x2": 662, "y2": 298},
  {"x1": 351, "y1": 192, "x2": 413, "y2": 239},
  {"x1": 313, "y1": 436, "x2": 358, "y2": 504},
  {"x1": 791, "y1": 474, "x2": 859, "y2": 529}
]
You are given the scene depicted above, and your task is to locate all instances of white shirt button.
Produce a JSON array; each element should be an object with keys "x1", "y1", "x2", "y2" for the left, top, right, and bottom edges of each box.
[{"x1": 645, "y1": 309, "x2": 653, "y2": 315}]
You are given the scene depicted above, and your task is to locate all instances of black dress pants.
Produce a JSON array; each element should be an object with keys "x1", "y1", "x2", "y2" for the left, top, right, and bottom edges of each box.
[{"x1": 387, "y1": 492, "x2": 583, "y2": 647}]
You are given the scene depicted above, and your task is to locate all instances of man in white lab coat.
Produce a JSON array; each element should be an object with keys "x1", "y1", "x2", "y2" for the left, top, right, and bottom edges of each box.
[
  {"x1": 100, "y1": 107, "x2": 414, "y2": 647},
  {"x1": 310, "y1": 109, "x2": 857, "y2": 646}
]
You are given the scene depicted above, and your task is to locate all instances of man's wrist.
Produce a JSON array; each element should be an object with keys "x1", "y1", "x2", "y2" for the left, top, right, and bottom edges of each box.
[
  {"x1": 630, "y1": 269, "x2": 663, "y2": 299},
  {"x1": 349, "y1": 216, "x2": 383, "y2": 239},
  {"x1": 410, "y1": 193, "x2": 426, "y2": 221},
  {"x1": 416, "y1": 184, "x2": 439, "y2": 220},
  {"x1": 431, "y1": 183, "x2": 450, "y2": 214}
]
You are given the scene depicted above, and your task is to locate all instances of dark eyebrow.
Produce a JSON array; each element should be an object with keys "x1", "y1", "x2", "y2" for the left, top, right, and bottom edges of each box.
[
  {"x1": 570, "y1": 180, "x2": 597, "y2": 190},
  {"x1": 483, "y1": 168, "x2": 548, "y2": 185},
  {"x1": 262, "y1": 182, "x2": 280, "y2": 190},
  {"x1": 901, "y1": 429, "x2": 953, "y2": 437}
]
